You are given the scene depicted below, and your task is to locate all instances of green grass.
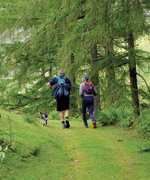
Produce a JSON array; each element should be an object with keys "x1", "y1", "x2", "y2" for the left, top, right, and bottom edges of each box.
[{"x1": 0, "y1": 108, "x2": 150, "y2": 180}]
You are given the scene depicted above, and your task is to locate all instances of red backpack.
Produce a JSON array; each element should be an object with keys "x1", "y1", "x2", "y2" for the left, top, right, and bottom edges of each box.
[{"x1": 83, "y1": 83, "x2": 95, "y2": 94}]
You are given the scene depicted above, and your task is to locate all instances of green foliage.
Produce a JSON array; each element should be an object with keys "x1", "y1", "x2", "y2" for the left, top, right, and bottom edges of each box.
[
  {"x1": 97, "y1": 106, "x2": 134, "y2": 127},
  {"x1": 0, "y1": 0, "x2": 150, "y2": 117},
  {"x1": 48, "y1": 111, "x2": 60, "y2": 120},
  {"x1": 140, "y1": 143, "x2": 150, "y2": 153},
  {"x1": 0, "y1": 138, "x2": 10, "y2": 162},
  {"x1": 0, "y1": 145, "x2": 8, "y2": 162},
  {"x1": 137, "y1": 110, "x2": 150, "y2": 138}
]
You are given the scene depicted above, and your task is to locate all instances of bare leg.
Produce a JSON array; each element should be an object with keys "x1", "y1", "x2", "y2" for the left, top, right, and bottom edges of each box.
[
  {"x1": 65, "y1": 109, "x2": 70, "y2": 128},
  {"x1": 65, "y1": 109, "x2": 69, "y2": 118},
  {"x1": 59, "y1": 111, "x2": 64, "y2": 122}
]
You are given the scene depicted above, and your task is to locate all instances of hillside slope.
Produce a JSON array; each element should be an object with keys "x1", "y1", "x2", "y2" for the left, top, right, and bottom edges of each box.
[{"x1": 0, "y1": 109, "x2": 150, "y2": 180}]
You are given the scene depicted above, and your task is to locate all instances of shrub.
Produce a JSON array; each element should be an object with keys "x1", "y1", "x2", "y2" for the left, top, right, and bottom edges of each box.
[
  {"x1": 97, "y1": 106, "x2": 134, "y2": 127},
  {"x1": 0, "y1": 139, "x2": 9, "y2": 162},
  {"x1": 0, "y1": 145, "x2": 8, "y2": 162},
  {"x1": 137, "y1": 110, "x2": 150, "y2": 138},
  {"x1": 48, "y1": 111, "x2": 60, "y2": 120}
]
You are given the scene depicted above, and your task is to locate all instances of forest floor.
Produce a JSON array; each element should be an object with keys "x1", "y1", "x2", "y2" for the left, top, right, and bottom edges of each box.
[{"x1": 0, "y1": 109, "x2": 150, "y2": 180}]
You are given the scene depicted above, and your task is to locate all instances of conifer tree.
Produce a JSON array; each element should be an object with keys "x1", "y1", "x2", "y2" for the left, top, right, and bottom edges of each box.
[
  {"x1": 118, "y1": 0, "x2": 148, "y2": 115},
  {"x1": 0, "y1": 0, "x2": 150, "y2": 115}
]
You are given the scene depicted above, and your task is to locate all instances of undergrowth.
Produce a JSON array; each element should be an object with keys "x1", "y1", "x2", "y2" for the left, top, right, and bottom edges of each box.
[
  {"x1": 97, "y1": 106, "x2": 134, "y2": 127},
  {"x1": 137, "y1": 110, "x2": 150, "y2": 138},
  {"x1": 97, "y1": 106, "x2": 150, "y2": 138}
]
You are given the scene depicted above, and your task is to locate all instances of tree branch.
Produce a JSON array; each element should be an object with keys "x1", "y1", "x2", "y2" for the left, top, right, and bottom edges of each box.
[
  {"x1": 11, "y1": 19, "x2": 50, "y2": 57},
  {"x1": 136, "y1": 72, "x2": 150, "y2": 93}
]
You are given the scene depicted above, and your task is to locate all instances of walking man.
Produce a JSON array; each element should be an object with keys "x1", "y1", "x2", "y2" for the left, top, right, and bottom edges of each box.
[
  {"x1": 79, "y1": 76, "x2": 97, "y2": 128},
  {"x1": 47, "y1": 69, "x2": 72, "y2": 129}
]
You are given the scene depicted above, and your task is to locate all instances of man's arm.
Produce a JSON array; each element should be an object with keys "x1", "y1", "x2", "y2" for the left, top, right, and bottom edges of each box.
[
  {"x1": 47, "y1": 82, "x2": 54, "y2": 91},
  {"x1": 79, "y1": 83, "x2": 84, "y2": 97},
  {"x1": 67, "y1": 78, "x2": 72, "y2": 90}
]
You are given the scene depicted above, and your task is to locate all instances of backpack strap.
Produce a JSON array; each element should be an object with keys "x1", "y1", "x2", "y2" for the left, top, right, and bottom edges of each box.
[
  {"x1": 56, "y1": 76, "x2": 66, "y2": 85},
  {"x1": 85, "y1": 82, "x2": 93, "y2": 86},
  {"x1": 56, "y1": 76, "x2": 66, "y2": 80}
]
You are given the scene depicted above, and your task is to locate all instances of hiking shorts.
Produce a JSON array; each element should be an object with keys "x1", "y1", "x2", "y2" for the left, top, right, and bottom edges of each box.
[{"x1": 56, "y1": 95, "x2": 70, "y2": 111}]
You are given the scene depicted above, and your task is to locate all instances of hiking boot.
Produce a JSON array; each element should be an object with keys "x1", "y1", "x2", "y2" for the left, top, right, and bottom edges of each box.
[
  {"x1": 62, "y1": 122, "x2": 65, "y2": 129},
  {"x1": 93, "y1": 121, "x2": 97, "y2": 128},
  {"x1": 65, "y1": 119, "x2": 70, "y2": 128}
]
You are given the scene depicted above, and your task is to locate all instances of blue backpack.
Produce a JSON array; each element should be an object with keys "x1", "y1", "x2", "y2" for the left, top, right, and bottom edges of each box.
[
  {"x1": 52, "y1": 76, "x2": 70, "y2": 98},
  {"x1": 57, "y1": 76, "x2": 66, "y2": 86}
]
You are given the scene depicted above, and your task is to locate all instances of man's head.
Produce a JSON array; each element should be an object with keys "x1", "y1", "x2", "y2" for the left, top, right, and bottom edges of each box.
[
  {"x1": 58, "y1": 69, "x2": 65, "y2": 76},
  {"x1": 82, "y1": 75, "x2": 88, "y2": 82}
]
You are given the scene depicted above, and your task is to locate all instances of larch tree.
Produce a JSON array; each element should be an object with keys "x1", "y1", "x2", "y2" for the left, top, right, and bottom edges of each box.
[{"x1": 0, "y1": 0, "x2": 150, "y2": 116}]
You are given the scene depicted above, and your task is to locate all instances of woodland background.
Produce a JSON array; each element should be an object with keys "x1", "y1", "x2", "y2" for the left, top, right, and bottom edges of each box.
[{"x1": 0, "y1": 0, "x2": 150, "y2": 135}]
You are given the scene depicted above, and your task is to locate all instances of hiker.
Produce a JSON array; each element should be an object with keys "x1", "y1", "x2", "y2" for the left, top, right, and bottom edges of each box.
[
  {"x1": 47, "y1": 69, "x2": 72, "y2": 129},
  {"x1": 79, "y1": 76, "x2": 97, "y2": 128}
]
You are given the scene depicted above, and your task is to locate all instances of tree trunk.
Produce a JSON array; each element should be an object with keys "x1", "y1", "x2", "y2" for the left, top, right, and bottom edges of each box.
[
  {"x1": 105, "y1": 39, "x2": 116, "y2": 105},
  {"x1": 70, "y1": 53, "x2": 76, "y2": 83},
  {"x1": 69, "y1": 53, "x2": 78, "y2": 115},
  {"x1": 126, "y1": 1, "x2": 140, "y2": 115},
  {"x1": 127, "y1": 31, "x2": 140, "y2": 115},
  {"x1": 91, "y1": 44, "x2": 100, "y2": 117}
]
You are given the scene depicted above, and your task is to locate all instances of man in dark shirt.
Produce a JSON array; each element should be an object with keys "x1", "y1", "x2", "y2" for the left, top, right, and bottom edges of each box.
[{"x1": 47, "y1": 69, "x2": 72, "y2": 129}]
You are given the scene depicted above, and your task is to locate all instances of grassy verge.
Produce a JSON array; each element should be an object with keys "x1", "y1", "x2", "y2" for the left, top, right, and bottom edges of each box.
[
  {"x1": 0, "y1": 109, "x2": 73, "y2": 180},
  {"x1": 0, "y1": 108, "x2": 150, "y2": 180}
]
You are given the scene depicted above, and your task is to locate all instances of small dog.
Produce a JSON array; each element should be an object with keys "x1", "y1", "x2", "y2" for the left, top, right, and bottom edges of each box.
[{"x1": 40, "y1": 112, "x2": 48, "y2": 126}]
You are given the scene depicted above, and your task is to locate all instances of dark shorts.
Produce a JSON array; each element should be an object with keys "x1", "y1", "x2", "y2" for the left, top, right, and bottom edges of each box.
[{"x1": 56, "y1": 95, "x2": 70, "y2": 111}]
